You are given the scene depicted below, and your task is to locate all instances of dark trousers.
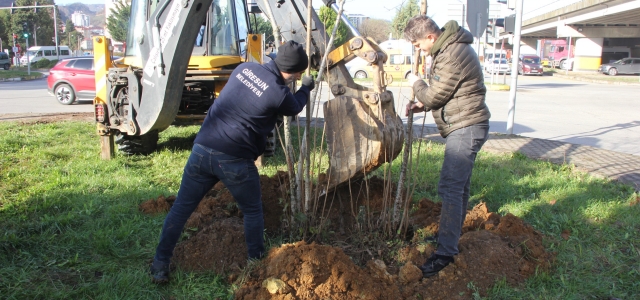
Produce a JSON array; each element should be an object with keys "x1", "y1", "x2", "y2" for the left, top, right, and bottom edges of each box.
[
  {"x1": 436, "y1": 121, "x2": 489, "y2": 257},
  {"x1": 154, "y1": 143, "x2": 265, "y2": 265}
]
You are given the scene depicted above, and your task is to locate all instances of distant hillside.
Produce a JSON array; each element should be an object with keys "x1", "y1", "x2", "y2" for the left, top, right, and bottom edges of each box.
[{"x1": 58, "y1": 3, "x2": 105, "y2": 28}]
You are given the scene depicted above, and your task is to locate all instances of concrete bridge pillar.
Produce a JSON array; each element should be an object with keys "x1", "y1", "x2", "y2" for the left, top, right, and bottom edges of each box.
[{"x1": 574, "y1": 37, "x2": 603, "y2": 71}]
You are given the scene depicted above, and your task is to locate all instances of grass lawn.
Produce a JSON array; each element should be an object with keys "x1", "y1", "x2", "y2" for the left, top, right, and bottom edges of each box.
[
  {"x1": 0, "y1": 120, "x2": 638, "y2": 299},
  {"x1": 562, "y1": 72, "x2": 640, "y2": 83},
  {"x1": 0, "y1": 68, "x2": 43, "y2": 79}
]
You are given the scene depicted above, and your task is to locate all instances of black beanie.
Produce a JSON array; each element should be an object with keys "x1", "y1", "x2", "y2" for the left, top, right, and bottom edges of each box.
[{"x1": 274, "y1": 41, "x2": 309, "y2": 73}]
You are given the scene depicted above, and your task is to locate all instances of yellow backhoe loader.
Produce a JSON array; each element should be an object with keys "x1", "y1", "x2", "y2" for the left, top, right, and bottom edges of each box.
[{"x1": 92, "y1": 0, "x2": 404, "y2": 192}]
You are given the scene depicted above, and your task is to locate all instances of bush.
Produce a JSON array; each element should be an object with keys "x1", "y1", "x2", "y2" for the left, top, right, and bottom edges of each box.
[
  {"x1": 34, "y1": 58, "x2": 50, "y2": 69},
  {"x1": 31, "y1": 58, "x2": 58, "y2": 69},
  {"x1": 46, "y1": 60, "x2": 59, "y2": 68}
]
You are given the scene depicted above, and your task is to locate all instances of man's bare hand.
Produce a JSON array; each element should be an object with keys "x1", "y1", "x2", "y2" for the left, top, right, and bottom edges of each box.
[{"x1": 405, "y1": 101, "x2": 426, "y2": 116}]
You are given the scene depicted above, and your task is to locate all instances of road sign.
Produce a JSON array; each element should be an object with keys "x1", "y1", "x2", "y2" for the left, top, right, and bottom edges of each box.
[{"x1": 466, "y1": 0, "x2": 489, "y2": 38}]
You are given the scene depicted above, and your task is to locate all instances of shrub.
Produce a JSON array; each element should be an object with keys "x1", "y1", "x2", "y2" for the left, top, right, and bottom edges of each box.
[
  {"x1": 35, "y1": 58, "x2": 50, "y2": 69},
  {"x1": 46, "y1": 60, "x2": 59, "y2": 68}
]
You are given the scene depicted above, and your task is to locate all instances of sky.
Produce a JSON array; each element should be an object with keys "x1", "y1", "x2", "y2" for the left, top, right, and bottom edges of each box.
[
  {"x1": 52, "y1": 0, "x2": 575, "y2": 24},
  {"x1": 315, "y1": 0, "x2": 570, "y2": 24}
]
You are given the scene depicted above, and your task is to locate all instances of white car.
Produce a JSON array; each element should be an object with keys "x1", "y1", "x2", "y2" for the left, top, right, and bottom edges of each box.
[
  {"x1": 345, "y1": 57, "x2": 370, "y2": 78},
  {"x1": 484, "y1": 59, "x2": 511, "y2": 74}
]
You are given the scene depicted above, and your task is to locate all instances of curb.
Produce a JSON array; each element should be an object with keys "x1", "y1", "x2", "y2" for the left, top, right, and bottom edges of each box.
[
  {"x1": 485, "y1": 84, "x2": 510, "y2": 91},
  {"x1": 552, "y1": 73, "x2": 640, "y2": 85}
]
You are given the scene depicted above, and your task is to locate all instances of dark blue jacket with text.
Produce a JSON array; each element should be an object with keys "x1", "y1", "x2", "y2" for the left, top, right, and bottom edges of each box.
[{"x1": 194, "y1": 60, "x2": 310, "y2": 160}]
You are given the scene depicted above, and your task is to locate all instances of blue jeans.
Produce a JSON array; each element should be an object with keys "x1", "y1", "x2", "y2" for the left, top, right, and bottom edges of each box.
[
  {"x1": 436, "y1": 121, "x2": 489, "y2": 257},
  {"x1": 154, "y1": 143, "x2": 264, "y2": 265}
]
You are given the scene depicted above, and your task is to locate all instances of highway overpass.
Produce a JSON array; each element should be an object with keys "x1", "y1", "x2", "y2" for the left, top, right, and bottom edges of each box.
[{"x1": 517, "y1": 0, "x2": 640, "y2": 70}]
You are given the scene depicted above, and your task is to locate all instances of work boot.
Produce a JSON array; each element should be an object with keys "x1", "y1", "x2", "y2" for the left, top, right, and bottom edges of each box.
[
  {"x1": 419, "y1": 253, "x2": 454, "y2": 278},
  {"x1": 149, "y1": 260, "x2": 170, "y2": 284},
  {"x1": 425, "y1": 232, "x2": 463, "y2": 244},
  {"x1": 424, "y1": 233, "x2": 438, "y2": 244}
]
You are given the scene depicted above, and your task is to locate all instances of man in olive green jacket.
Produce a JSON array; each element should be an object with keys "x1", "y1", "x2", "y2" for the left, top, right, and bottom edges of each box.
[{"x1": 404, "y1": 16, "x2": 491, "y2": 278}]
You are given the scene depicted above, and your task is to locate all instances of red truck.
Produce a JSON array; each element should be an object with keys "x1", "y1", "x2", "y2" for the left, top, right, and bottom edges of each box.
[{"x1": 541, "y1": 39, "x2": 573, "y2": 69}]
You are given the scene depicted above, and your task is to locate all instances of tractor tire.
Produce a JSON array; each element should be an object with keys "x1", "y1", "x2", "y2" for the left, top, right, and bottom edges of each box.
[
  {"x1": 115, "y1": 131, "x2": 159, "y2": 155},
  {"x1": 264, "y1": 115, "x2": 285, "y2": 157},
  {"x1": 264, "y1": 129, "x2": 276, "y2": 157}
]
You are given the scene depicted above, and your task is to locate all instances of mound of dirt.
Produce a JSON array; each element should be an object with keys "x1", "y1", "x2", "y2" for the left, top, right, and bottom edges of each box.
[
  {"x1": 235, "y1": 242, "x2": 402, "y2": 300},
  {"x1": 139, "y1": 174, "x2": 554, "y2": 299},
  {"x1": 173, "y1": 217, "x2": 248, "y2": 274},
  {"x1": 139, "y1": 173, "x2": 287, "y2": 276},
  {"x1": 406, "y1": 199, "x2": 554, "y2": 299}
]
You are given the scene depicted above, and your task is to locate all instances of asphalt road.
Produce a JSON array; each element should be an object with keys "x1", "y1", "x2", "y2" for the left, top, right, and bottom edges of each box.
[
  {"x1": 0, "y1": 77, "x2": 93, "y2": 115},
  {"x1": 1, "y1": 74, "x2": 639, "y2": 156}
]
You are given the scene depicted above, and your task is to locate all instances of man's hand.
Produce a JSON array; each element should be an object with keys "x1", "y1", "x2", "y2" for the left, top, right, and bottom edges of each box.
[
  {"x1": 407, "y1": 73, "x2": 421, "y2": 87},
  {"x1": 301, "y1": 75, "x2": 315, "y2": 90},
  {"x1": 405, "y1": 101, "x2": 426, "y2": 116}
]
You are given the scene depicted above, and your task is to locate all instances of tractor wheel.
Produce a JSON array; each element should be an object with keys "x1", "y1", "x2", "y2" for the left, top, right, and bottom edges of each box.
[{"x1": 115, "y1": 131, "x2": 159, "y2": 155}]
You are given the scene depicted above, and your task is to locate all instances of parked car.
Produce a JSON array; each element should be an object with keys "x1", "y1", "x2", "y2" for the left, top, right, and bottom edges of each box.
[
  {"x1": 598, "y1": 57, "x2": 640, "y2": 76},
  {"x1": 346, "y1": 57, "x2": 370, "y2": 79},
  {"x1": 0, "y1": 52, "x2": 11, "y2": 70},
  {"x1": 518, "y1": 55, "x2": 544, "y2": 76},
  {"x1": 47, "y1": 57, "x2": 95, "y2": 105},
  {"x1": 346, "y1": 49, "x2": 418, "y2": 80},
  {"x1": 484, "y1": 59, "x2": 511, "y2": 74}
]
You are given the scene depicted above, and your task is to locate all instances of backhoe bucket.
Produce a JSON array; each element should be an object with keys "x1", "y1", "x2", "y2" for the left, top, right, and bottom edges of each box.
[{"x1": 323, "y1": 93, "x2": 405, "y2": 193}]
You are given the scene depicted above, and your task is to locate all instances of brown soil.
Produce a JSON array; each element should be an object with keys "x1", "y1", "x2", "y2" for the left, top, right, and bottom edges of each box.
[
  {"x1": 0, "y1": 112, "x2": 94, "y2": 123},
  {"x1": 139, "y1": 173, "x2": 554, "y2": 299}
]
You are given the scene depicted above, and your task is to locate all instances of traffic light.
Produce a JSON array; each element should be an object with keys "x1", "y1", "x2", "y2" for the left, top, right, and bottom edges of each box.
[
  {"x1": 504, "y1": 15, "x2": 516, "y2": 33},
  {"x1": 486, "y1": 18, "x2": 504, "y2": 38},
  {"x1": 22, "y1": 23, "x2": 29, "y2": 38}
]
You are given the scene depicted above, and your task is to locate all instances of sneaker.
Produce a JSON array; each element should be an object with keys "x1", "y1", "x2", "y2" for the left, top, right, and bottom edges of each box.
[
  {"x1": 419, "y1": 253, "x2": 454, "y2": 278},
  {"x1": 149, "y1": 261, "x2": 170, "y2": 284}
]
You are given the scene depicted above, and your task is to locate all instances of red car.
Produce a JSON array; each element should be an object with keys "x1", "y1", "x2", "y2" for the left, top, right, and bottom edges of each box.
[{"x1": 47, "y1": 57, "x2": 95, "y2": 105}]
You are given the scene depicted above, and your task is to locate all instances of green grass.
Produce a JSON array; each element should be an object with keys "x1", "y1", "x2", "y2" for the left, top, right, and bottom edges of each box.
[
  {"x1": 0, "y1": 68, "x2": 43, "y2": 79},
  {"x1": 1, "y1": 120, "x2": 639, "y2": 299},
  {"x1": 561, "y1": 72, "x2": 640, "y2": 83}
]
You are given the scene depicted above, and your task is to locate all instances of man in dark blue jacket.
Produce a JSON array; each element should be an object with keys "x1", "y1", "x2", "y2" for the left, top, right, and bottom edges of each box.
[{"x1": 150, "y1": 41, "x2": 315, "y2": 283}]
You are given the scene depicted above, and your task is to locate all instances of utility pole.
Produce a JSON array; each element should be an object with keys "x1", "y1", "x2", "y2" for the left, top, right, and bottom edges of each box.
[
  {"x1": 491, "y1": 18, "x2": 497, "y2": 85},
  {"x1": 506, "y1": 0, "x2": 523, "y2": 135},
  {"x1": 476, "y1": 12, "x2": 482, "y2": 58},
  {"x1": 565, "y1": 36, "x2": 572, "y2": 75},
  {"x1": 54, "y1": 7, "x2": 59, "y2": 60},
  {"x1": 34, "y1": 2, "x2": 37, "y2": 46},
  {"x1": 26, "y1": 36, "x2": 30, "y2": 75}
]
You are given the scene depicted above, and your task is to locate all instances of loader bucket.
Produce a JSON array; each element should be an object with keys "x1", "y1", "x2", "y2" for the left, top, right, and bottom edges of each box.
[{"x1": 323, "y1": 93, "x2": 405, "y2": 193}]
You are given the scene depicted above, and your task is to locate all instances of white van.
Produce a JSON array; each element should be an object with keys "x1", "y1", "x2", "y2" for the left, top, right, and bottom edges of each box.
[
  {"x1": 484, "y1": 49, "x2": 507, "y2": 64},
  {"x1": 20, "y1": 46, "x2": 72, "y2": 64}
]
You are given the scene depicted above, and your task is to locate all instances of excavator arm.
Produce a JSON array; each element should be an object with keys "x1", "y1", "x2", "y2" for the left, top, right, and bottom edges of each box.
[{"x1": 257, "y1": 0, "x2": 405, "y2": 191}]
